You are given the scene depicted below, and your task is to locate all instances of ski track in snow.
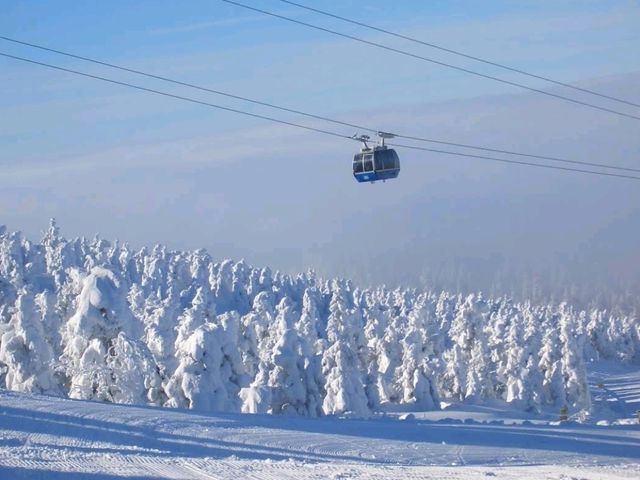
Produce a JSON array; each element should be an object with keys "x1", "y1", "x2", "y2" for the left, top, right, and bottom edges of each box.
[
  {"x1": 1, "y1": 372, "x2": 639, "y2": 480},
  {"x1": 589, "y1": 361, "x2": 640, "y2": 422}
]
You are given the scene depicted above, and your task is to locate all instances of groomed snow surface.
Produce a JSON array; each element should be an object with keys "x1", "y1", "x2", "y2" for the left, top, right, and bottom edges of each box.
[{"x1": 1, "y1": 367, "x2": 640, "y2": 480}]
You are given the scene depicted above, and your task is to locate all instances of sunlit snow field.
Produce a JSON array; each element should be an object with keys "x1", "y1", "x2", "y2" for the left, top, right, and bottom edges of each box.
[{"x1": 1, "y1": 362, "x2": 639, "y2": 480}]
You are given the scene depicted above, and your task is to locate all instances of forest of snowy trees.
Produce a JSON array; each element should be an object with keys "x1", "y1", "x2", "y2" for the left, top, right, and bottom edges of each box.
[{"x1": 0, "y1": 222, "x2": 638, "y2": 417}]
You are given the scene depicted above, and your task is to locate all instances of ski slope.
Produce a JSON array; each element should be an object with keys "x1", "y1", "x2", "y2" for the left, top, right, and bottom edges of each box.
[
  {"x1": 589, "y1": 361, "x2": 640, "y2": 423},
  {"x1": 1, "y1": 363, "x2": 639, "y2": 480}
]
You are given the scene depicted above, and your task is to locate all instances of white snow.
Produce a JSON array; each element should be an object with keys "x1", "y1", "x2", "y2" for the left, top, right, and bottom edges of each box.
[
  {"x1": 0, "y1": 222, "x2": 639, "y2": 477},
  {"x1": 0, "y1": 380, "x2": 639, "y2": 479}
]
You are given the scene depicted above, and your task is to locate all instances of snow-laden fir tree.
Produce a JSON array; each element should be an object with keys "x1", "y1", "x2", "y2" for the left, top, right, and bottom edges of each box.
[
  {"x1": 266, "y1": 298, "x2": 306, "y2": 414},
  {"x1": 164, "y1": 288, "x2": 243, "y2": 411},
  {"x1": 294, "y1": 288, "x2": 325, "y2": 416},
  {"x1": 538, "y1": 314, "x2": 566, "y2": 407},
  {"x1": 398, "y1": 298, "x2": 439, "y2": 409},
  {"x1": 61, "y1": 267, "x2": 146, "y2": 403},
  {"x1": 559, "y1": 305, "x2": 590, "y2": 412},
  {"x1": 321, "y1": 282, "x2": 369, "y2": 416},
  {"x1": 0, "y1": 289, "x2": 59, "y2": 394}
]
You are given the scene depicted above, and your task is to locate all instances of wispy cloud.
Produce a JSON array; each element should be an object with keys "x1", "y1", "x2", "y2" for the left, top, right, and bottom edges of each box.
[
  {"x1": 0, "y1": 119, "x2": 341, "y2": 179},
  {"x1": 146, "y1": 14, "x2": 264, "y2": 36}
]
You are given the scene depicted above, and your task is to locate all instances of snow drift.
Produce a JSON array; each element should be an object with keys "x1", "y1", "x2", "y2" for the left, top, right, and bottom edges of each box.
[{"x1": 0, "y1": 221, "x2": 638, "y2": 417}]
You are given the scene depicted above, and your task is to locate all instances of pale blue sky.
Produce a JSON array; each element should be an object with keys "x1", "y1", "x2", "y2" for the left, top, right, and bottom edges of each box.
[
  {"x1": 2, "y1": 1, "x2": 639, "y2": 161},
  {"x1": 1, "y1": 1, "x2": 640, "y2": 303}
]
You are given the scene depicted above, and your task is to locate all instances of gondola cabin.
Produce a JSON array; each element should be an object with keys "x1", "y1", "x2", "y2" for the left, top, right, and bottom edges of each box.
[
  {"x1": 353, "y1": 147, "x2": 400, "y2": 183},
  {"x1": 352, "y1": 132, "x2": 400, "y2": 183}
]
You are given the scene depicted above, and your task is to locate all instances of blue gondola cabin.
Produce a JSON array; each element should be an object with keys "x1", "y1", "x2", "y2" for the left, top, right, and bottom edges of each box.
[{"x1": 353, "y1": 146, "x2": 400, "y2": 183}]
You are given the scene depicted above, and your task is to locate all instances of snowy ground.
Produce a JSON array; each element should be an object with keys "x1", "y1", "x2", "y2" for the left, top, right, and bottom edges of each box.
[
  {"x1": 1, "y1": 363, "x2": 638, "y2": 479},
  {"x1": 589, "y1": 361, "x2": 640, "y2": 424}
]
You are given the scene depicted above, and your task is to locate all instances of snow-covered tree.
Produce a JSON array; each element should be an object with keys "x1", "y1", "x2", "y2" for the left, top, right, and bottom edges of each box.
[
  {"x1": 503, "y1": 312, "x2": 526, "y2": 405},
  {"x1": 442, "y1": 295, "x2": 491, "y2": 401},
  {"x1": 559, "y1": 306, "x2": 590, "y2": 411},
  {"x1": 399, "y1": 310, "x2": 438, "y2": 409},
  {"x1": 321, "y1": 284, "x2": 368, "y2": 416},
  {"x1": 294, "y1": 288, "x2": 325, "y2": 416},
  {"x1": 0, "y1": 289, "x2": 59, "y2": 394},
  {"x1": 265, "y1": 298, "x2": 306, "y2": 414},
  {"x1": 61, "y1": 267, "x2": 146, "y2": 403},
  {"x1": 538, "y1": 315, "x2": 565, "y2": 407}
]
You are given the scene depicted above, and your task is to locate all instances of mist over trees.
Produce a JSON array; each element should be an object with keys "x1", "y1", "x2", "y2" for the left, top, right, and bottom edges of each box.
[
  {"x1": 0, "y1": 222, "x2": 637, "y2": 417},
  {"x1": 344, "y1": 254, "x2": 640, "y2": 315}
]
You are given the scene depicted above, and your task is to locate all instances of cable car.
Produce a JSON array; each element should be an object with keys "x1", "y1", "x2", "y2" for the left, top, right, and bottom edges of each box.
[{"x1": 352, "y1": 132, "x2": 400, "y2": 183}]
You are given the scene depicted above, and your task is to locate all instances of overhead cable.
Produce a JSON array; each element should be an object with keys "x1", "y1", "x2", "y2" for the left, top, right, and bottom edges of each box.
[
  {"x1": 220, "y1": 0, "x2": 640, "y2": 122},
  {"x1": 2, "y1": 51, "x2": 639, "y2": 181},
  {"x1": 1, "y1": 36, "x2": 638, "y2": 174},
  {"x1": 0, "y1": 52, "x2": 351, "y2": 140},
  {"x1": 386, "y1": 142, "x2": 640, "y2": 181},
  {"x1": 276, "y1": 0, "x2": 640, "y2": 109}
]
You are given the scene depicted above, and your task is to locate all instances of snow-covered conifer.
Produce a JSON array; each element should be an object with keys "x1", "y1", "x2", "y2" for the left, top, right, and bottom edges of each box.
[
  {"x1": 267, "y1": 298, "x2": 306, "y2": 414},
  {"x1": 559, "y1": 306, "x2": 590, "y2": 411},
  {"x1": 0, "y1": 289, "x2": 59, "y2": 394},
  {"x1": 321, "y1": 283, "x2": 368, "y2": 416}
]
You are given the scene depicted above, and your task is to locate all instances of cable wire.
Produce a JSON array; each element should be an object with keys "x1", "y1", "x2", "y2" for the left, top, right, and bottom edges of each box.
[
  {"x1": 386, "y1": 142, "x2": 640, "y2": 181},
  {"x1": 2, "y1": 51, "x2": 640, "y2": 182},
  {"x1": 0, "y1": 52, "x2": 352, "y2": 141},
  {"x1": 221, "y1": 0, "x2": 640, "y2": 122},
  {"x1": 1, "y1": 35, "x2": 638, "y2": 174},
  {"x1": 276, "y1": 0, "x2": 640, "y2": 109}
]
